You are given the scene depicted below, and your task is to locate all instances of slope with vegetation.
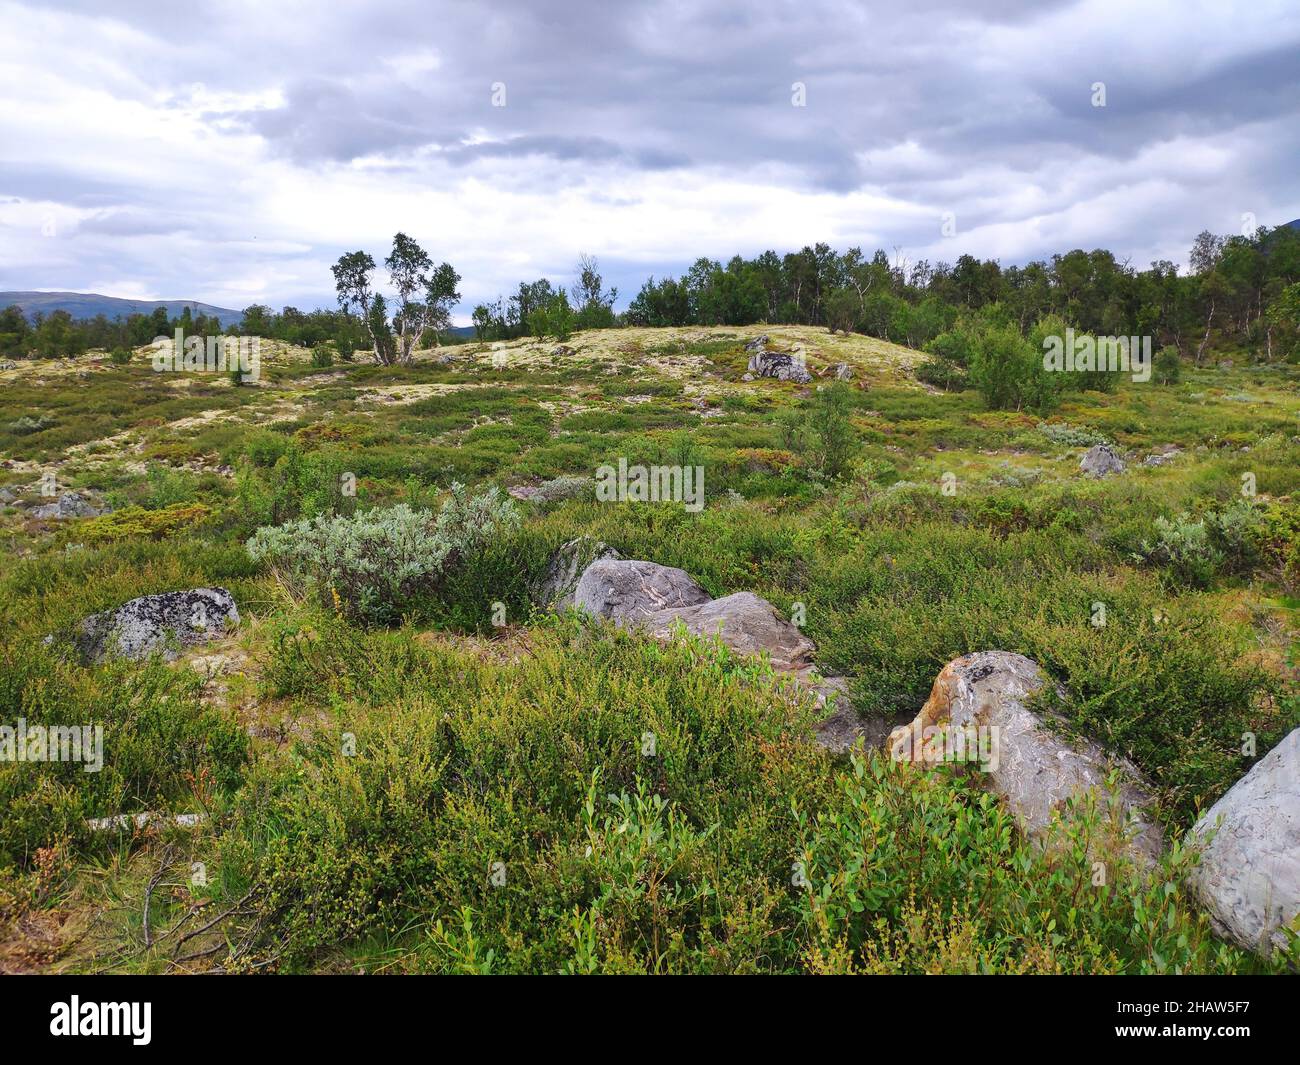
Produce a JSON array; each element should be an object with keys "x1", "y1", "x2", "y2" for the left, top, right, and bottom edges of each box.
[{"x1": 1, "y1": 270, "x2": 1298, "y2": 974}]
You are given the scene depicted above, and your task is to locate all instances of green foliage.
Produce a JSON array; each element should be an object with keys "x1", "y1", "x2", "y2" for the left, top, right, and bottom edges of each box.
[
  {"x1": 809, "y1": 382, "x2": 858, "y2": 479},
  {"x1": 528, "y1": 290, "x2": 577, "y2": 342},
  {"x1": 1135, "y1": 500, "x2": 1267, "y2": 587},
  {"x1": 969, "y1": 321, "x2": 1061, "y2": 413},
  {"x1": 78, "y1": 503, "x2": 213, "y2": 544},
  {"x1": 1038, "y1": 421, "x2": 1109, "y2": 448},
  {"x1": 0, "y1": 641, "x2": 247, "y2": 868},
  {"x1": 245, "y1": 486, "x2": 519, "y2": 623},
  {"x1": 7, "y1": 414, "x2": 55, "y2": 435},
  {"x1": 797, "y1": 755, "x2": 1250, "y2": 973},
  {"x1": 1154, "y1": 345, "x2": 1182, "y2": 384},
  {"x1": 914, "y1": 356, "x2": 968, "y2": 391}
]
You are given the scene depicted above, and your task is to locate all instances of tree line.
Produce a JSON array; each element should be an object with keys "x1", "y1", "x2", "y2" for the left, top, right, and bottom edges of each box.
[{"x1": 5, "y1": 224, "x2": 1299, "y2": 369}]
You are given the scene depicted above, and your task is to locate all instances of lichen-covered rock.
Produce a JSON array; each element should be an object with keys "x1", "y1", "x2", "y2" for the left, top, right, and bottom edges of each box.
[
  {"x1": 535, "y1": 537, "x2": 622, "y2": 610},
  {"x1": 747, "y1": 350, "x2": 812, "y2": 383},
  {"x1": 74, "y1": 588, "x2": 239, "y2": 663},
  {"x1": 1079, "y1": 443, "x2": 1125, "y2": 478},
  {"x1": 643, "y1": 591, "x2": 816, "y2": 672},
  {"x1": 1189, "y1": 728, "x2": 1300, "y2": 958},
  {"x1": 572, "y1": 558, "x2": 710, "y2": 625},
  {"x1": 888, "y1": 651, "x2": 1163, "y2": 864},
  {"x1": 31, "y1": 491, "x2": 106, "y2": 519}
]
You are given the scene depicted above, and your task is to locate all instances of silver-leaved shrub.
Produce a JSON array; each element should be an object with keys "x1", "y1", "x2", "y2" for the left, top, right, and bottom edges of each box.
[{"x1": 246, "y1": 484, "x2": 518, "y2": 622}]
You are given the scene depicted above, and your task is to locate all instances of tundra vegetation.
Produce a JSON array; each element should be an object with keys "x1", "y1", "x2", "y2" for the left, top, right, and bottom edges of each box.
[{"x1": 0, "y1": 231, "x2": 1298, "y2": 974}]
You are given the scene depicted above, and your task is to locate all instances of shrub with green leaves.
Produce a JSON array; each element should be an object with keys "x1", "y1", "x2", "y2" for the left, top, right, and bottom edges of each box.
[
  {"x1": 1038, "y1": 421, "x2": 1109, "y2": 448},
  {"x1": 245, "y1": 485, "x2": 519, "y2": 622},
  {"x1": 1135, "y1": 500, "x2": 1266, "y2": 587},
  {"x1": 796, "y1": 755, "x2": 1254, "y2": 974}
]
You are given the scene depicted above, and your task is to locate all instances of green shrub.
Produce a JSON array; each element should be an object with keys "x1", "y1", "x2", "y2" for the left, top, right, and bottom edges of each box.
[
  {"x1": 1038, "y1": 421, "x2": 1109, "y2": 448},
  {"x1": 245, "y1": 485, "x2": 519, "y2": 623},
  {"x1": 1154, "y1": 345, "x2": 1182, "y2": 385},
  {"x1": 1134, "y1": 500, "x2": 1266, "y2": 587},
  {"x1": 7, "y1": 414, "x2": 55, "y2": 435},
  {"x1": 78, "y1": 503, "x2": 213, "y2": 544},
  {"x1": 915, "y1": 356, "x2": 968, "y2": 391},
  {"x1": 797, "y1": 755, "x2": 1251, "y2": 974},
  {"x1": 0, "y1": 643, "x2": 248, "y2": 868},
  {"x1": 970, "y1": 322, "x2": 1060, "y2": 413}
]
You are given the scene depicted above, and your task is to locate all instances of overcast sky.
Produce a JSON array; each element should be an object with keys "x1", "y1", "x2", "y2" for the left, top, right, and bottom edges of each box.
[{"x1": 2, "y1": 0, "x2": 1298, "y2": 321}]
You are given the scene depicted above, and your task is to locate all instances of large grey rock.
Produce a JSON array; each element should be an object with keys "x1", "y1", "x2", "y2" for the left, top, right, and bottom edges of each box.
[
  {"x1": 535, "y1": 537, "x2": 622, "y2": 610},
  {"x1": 1189, "y1": 728, "x2": 1300, "y2": 958},
  {"x1": 747, "y1": 349, "x2": 812, "y2": 384},
  {"x1": 743, "y1": 335, "x2": 770, "y2": 355},
  {"x1": 74, "y1": 588, "x2": 239, "y2": 663},
  {"x1": 31, "y1": 491, "x2": 106, "y2": 519},
  {"x1": 1079, "y1": 444, "x2": 1125, "y2": 478},
  {"x1": 573, "y1": 559, "x2": 710, "y2": 625},
  {"x1": 643, "y1": 591, "x2": 816, "y2": 672},
  {"x1": 888, "y1": 651, "x2": 1163, "y2": 864}
]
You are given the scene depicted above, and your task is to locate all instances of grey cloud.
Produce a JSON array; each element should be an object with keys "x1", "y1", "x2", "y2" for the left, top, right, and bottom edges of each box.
[{"x1": 5, "y1": 0, "x2": 1300, "y2": 307}]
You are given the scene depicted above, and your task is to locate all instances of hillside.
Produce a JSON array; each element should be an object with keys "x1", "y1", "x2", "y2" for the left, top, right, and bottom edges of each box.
[
  {"x1": 0, "y1": 325, "x2": 1297, "y2": 975},
  {"x1": 0, "y1": 291, "x2": 244, "y2": 328}
]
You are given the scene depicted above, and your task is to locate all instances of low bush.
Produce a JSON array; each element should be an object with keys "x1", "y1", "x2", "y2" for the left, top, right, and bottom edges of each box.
[
  {"x1": 78, "y1": 503, "x2": 213, "y2": 544},
  {"x1": 245, "y1": 485, "x2": 519, "y2": 623}
]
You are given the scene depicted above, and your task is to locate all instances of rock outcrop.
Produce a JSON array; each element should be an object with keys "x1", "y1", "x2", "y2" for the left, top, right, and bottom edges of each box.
[
  {"x1": 743, "y1": 335, "x2": 811, "y2": 383},
  {"x1": 534, "y1": 537, "x2": 623, "y2": 611},
  {"x1": 1079, "y1": 444, "x2": 1125, "y2": 478},
  {"x1": 747, "y1": 349, "x2": 812, "y2": 383},
  {"x1": 72, "y1": 588, "x2": 239, "y2": 663},
  {"x1": 31, "y1": 491, "x2": 107, "y2": 519},
  {"x1": 557, "y1": 548, "x2": 887, "y2": 750},
  {"x1": 888, "y1": 651, "x2": 1164, "y2": 864},
  {"x1": 642, "y1": 591, "x2": 816, "y2": 672},
  {"x1": 1189, "y1": 728, "x2": 1300, "y2": 958},
  {"x1": 573, "y1": 558, "x2": 711, "y2": 625}
]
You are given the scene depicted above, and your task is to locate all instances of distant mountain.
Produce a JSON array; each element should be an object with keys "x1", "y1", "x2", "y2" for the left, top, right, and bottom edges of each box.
[{"x1": 0, "y1": 291, "x2": 244, "y2": 328}]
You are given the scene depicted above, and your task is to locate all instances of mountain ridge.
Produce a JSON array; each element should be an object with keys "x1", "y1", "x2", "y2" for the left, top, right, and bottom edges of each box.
[{"x1": 0, "y1": 290, "x2": 244, "y2": 328}]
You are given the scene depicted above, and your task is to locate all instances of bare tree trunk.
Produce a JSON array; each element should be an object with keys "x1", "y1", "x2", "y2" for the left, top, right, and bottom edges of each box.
[{"x1": 1196, "y1": 300, "x2": 1215, "y2": 365}]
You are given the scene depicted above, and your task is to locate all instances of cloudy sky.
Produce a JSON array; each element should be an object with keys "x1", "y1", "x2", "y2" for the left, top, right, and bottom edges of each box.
[{"x1": 2, "y1": 0, "x2": 1298, "y2": 320}]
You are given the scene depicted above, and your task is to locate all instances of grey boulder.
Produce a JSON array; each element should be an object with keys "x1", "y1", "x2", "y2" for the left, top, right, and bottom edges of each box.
[
  {"x1": 643, "y1": 591, "x2": 815, "y2": 672},
  {"x1": 747, "y1": 350, "x2": 812, "y2": 384},
  {"x1": 535, "y1": 537, "x2": 622, "y2": 610},
  {"x1": 74, "y1": 588, "x2": 239, "y2": 663},
  {"x1": 573, "y1": 558, "x2": 710, "y2": 625},
  {"x1": 32, "y1": 491, "x2": 106, "y2": 519},
  {"x1": 1079, "y1": 444, "x2": 1125, "y2": 478},
  {"x1": 1189, "y1": 728, "x2": 1300, "y2": 958},
  {"x1": 889, "y1": 651, "x2": 1164, "y2": 865}
]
